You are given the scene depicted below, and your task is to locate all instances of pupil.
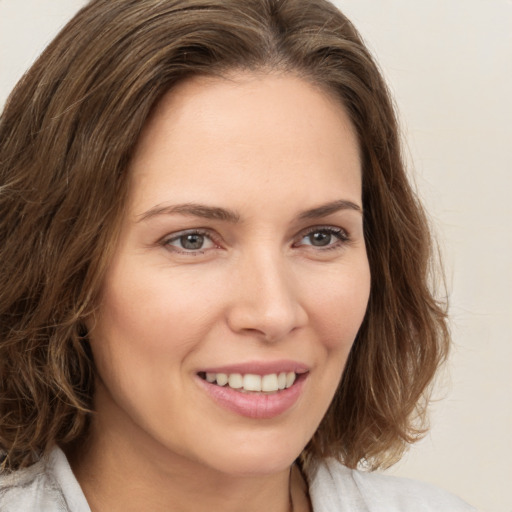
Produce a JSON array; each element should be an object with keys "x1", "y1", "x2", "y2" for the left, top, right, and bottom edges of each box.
[
  {"x1": 181, "y1": 234, "x2": 204, "y2": 250},
  {"x1": 311, "y1": 232, "x2": 331, "y2": 246}
]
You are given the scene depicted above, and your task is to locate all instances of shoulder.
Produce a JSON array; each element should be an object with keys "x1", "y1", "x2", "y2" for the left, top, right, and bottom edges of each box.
[
  {"x1": 0, "y1": 455, "x2": 66, "y2": 512},
  {"x1": 307, "y1": 458, "x2": 479, "y2": 512},
  {"x1": 0, "y1": 448, "x2": 90, "y2": 512}
]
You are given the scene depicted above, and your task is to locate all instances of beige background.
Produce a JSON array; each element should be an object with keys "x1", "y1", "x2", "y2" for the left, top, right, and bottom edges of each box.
[{"x1": 1, "y1": 1, "x2": 510, "y2": 511}]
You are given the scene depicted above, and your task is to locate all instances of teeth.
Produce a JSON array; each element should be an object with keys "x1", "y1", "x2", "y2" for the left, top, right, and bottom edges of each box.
[
  {"x1": 277, "y1": 372, "x2": 287, "y2": 390},
  {"x1": 286, "y1": 371, "x2": 296, "y2": 388},
  {"x1": 243, "y1": 374, "x2": 262, "y2": 392},
  {"x1": 203, "y1": 371, "x2": 298, "y2": 392},
  {"x1": 261, "y1": 374, "x2": 278, "y2": 392},
  {"x1": 216, "y1": 373, "x2": 228, "y2": 386},
  {"x1": 228, "y1": 373, "x2": 243, "y2": 389}
]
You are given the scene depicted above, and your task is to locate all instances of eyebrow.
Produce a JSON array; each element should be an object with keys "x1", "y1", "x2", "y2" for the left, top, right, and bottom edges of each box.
[
  {"x1": 298, "y1": 199, "x2": 362, "y2": 220},
  {"x1": 137, "y1": 199, "x2": 362, "y2": 223},
  {"x1": 137, "y1": 203, "x2": 241, "y2": 223}
]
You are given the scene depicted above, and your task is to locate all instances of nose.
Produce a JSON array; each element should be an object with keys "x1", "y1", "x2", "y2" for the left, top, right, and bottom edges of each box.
[{"x1": 226, "y1": 249, "x2": 308, "y2": 342}]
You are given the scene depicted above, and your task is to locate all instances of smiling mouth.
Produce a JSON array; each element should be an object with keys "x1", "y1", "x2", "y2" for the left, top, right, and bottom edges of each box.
[{"x1": 197, "y1": 371, "x2": 299, "y2": 394}]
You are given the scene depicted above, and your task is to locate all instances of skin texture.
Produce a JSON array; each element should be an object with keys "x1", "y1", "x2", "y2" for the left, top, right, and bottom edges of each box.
[{"x1": 73, "y1": 72, "x2": 371, "y2": 512}]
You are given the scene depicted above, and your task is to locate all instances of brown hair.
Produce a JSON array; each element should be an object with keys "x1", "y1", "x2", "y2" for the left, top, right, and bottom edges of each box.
[{"x1": 0, "y1": 0, "x2": 448, "y2": 471}]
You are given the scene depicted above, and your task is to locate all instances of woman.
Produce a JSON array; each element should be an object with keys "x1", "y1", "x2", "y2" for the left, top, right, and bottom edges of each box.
[{"x1": 0, "y1": 0, "x2": 476, "y2": 510}]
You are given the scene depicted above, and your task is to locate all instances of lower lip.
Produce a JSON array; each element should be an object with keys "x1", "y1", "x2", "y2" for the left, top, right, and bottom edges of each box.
[{"x1": 196, "y1": 374, "x2": 307, "y2": 419}]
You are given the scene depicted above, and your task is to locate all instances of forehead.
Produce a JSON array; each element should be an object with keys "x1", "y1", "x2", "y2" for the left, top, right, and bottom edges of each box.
[{"x1": 127, "y1": 72, "x2": 362, "y2": 216}]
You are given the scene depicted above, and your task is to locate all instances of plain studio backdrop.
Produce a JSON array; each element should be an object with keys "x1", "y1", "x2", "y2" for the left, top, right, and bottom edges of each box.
[{"x1": 0, "y1": 1, "x2": 511, "y2": 511}]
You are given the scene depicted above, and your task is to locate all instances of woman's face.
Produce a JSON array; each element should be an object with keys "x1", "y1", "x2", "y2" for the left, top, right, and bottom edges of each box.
[{"x1": 88, "y1": 72, "x2": 370, "y2": 477}]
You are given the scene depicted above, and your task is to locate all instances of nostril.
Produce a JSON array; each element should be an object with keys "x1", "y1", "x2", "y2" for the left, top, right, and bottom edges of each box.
[{"x1": 226, "y1": 301, "x2": 307, "y2": 343}]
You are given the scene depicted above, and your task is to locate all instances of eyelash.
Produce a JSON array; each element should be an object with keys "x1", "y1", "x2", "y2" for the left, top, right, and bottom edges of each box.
[
  {"x1": 161, "y1": 229, "x2": 220, "y2": 255},
  {"x1": 160, "y1": 226, "x2": 350, "y2": 255},
  {"x1": 295, "y1": 226, "x2": 350, "y2": 250}
]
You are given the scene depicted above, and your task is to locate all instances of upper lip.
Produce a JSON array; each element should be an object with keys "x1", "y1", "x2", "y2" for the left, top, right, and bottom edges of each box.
[{"x1": 198, "y1": 360, "x2": 310, "y2": 376}]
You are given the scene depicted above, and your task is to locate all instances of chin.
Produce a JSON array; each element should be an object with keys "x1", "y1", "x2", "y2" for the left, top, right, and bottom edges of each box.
[
  {"x1": 208, "y1": 451, "x2": 300, "y2": 477},
  {"x1": 187, "y1": 429, "x2": 310, "y2": 477}
]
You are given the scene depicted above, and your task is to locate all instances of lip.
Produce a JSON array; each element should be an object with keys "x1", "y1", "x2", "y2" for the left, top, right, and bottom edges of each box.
[
  {"x1": 195, "y1": 361, "x2": 309, "y2": 419},
  {"x1": 199, "y1": 359, "x2": 310, "y2": 376}
]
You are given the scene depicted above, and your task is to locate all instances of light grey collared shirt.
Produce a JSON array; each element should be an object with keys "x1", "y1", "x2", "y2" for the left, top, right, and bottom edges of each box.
[{"x1": 0, "y1": 447, "x2": 478, "y2": 511}]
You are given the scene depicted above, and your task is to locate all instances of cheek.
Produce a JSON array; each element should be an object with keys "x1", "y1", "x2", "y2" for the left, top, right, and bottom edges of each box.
[
  {"x1": 92, "y1": 263, "x2": 222, "y2": 359},
  {"x1": 85, "y1": 266, "x2": 212, "y2": 430},
  {"x1": 295, "y1": 265, "x2": 370, "y2": 434},
  {"x1": 305, "y1": 260, "x2": 371, "y2": 352}
]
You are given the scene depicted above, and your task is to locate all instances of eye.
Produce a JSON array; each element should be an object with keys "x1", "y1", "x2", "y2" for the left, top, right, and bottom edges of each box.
[
  {"x1": 296, "y1": 227, "x2": 349, "y2": 249},
  {"x1": 163, "y1": 230, "x2": 217, "y2": 253}
]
